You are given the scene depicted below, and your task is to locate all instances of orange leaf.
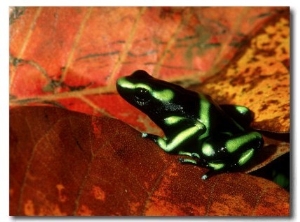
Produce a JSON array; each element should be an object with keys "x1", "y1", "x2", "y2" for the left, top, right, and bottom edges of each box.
[{"x1": 196, "y1": 10, "x2": 290, "y2": 133}]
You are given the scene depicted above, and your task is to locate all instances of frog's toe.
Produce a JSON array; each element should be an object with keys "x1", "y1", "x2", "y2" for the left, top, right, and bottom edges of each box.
[
  {"x1": 141, "y1": 132, "x2": 148, "y2": 138},
  {"x1": 191, "y1": 153, "x2": 200, "y2": 159},
  {"x1": 201, "y1": 170, "x2": 216, "y2": 180},
  {"x1": 201, "y1": 174, "x2": 208, "y2": 180}
]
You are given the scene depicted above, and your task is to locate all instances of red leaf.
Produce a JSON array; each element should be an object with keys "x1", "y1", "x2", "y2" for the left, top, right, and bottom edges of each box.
[
  {"x1": 10, "y1": 7, "x2": 286, "y2": 120},
  {"x1": 10, "y1": 107, "x2": 289, "y2": 216}
]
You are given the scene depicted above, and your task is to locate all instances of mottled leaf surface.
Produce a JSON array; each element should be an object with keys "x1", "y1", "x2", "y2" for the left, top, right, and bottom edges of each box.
[
  {"x1": 10, "y1": 107, "x2": 289, "y2": 216},
  {"x1": 194, "y1": 12, "x2": 290, "y2": 133}
]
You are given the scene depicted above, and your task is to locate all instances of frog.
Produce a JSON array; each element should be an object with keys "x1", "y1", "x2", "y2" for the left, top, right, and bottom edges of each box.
[{"x1": 116, "y1": 70, "x2": 264, "y2": 180}]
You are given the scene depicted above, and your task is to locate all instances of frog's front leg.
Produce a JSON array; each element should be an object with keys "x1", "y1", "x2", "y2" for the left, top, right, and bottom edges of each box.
[{"x1": 142, "y1": 117, "x2": 206, "y2": 153}]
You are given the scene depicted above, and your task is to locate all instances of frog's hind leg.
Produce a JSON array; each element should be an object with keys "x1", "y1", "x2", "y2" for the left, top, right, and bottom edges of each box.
[{"x1": 220, "y1": 105, "x2": 254, "y2": 128}]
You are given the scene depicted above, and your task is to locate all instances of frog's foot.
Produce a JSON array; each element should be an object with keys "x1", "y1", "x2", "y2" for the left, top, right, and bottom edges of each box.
[
  {"x1": 141, "y1": 132, "x2": 161, "y2": 144},
  {"x1": 141, "y1": 132, "x2": 156, "y2": 139},
  {"x1": 178, "y1": 157, "x2": 197, "y2": 165},
  {"x1": 178, "y1": 151, "x2": 201, "y2": 165},
  {"x1": 178, "y1": 151, "x2": 200, "y2": 159},
  {"x1": 178, "y1": 158, "x2": 219, "y2": 180}
]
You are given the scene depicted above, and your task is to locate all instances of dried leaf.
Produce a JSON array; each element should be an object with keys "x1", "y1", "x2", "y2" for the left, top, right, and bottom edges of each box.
[{"x1": 196, "y1": 12, "x2": 290, "y2": 133}]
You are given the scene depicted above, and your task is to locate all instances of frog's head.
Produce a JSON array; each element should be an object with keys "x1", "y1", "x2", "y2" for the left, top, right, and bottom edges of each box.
[{"x1": 116, "y1": 70, "x2": 196, "y2": 122}]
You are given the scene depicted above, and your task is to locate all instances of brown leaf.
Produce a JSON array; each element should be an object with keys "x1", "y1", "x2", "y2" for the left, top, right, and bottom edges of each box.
[{"x1": 10, "y1": 106, "x2": 289, "y2": 216}]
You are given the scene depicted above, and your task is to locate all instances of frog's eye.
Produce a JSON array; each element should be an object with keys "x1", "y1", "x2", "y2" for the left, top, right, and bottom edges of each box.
[{"x1": 134, "y1": 87, "x2": 151, "y2": 106}]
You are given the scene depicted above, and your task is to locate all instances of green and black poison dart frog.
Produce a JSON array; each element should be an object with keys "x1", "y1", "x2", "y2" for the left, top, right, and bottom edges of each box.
[{"x1": 116, "y1": 70, "x2": 264, "y2": 180}]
